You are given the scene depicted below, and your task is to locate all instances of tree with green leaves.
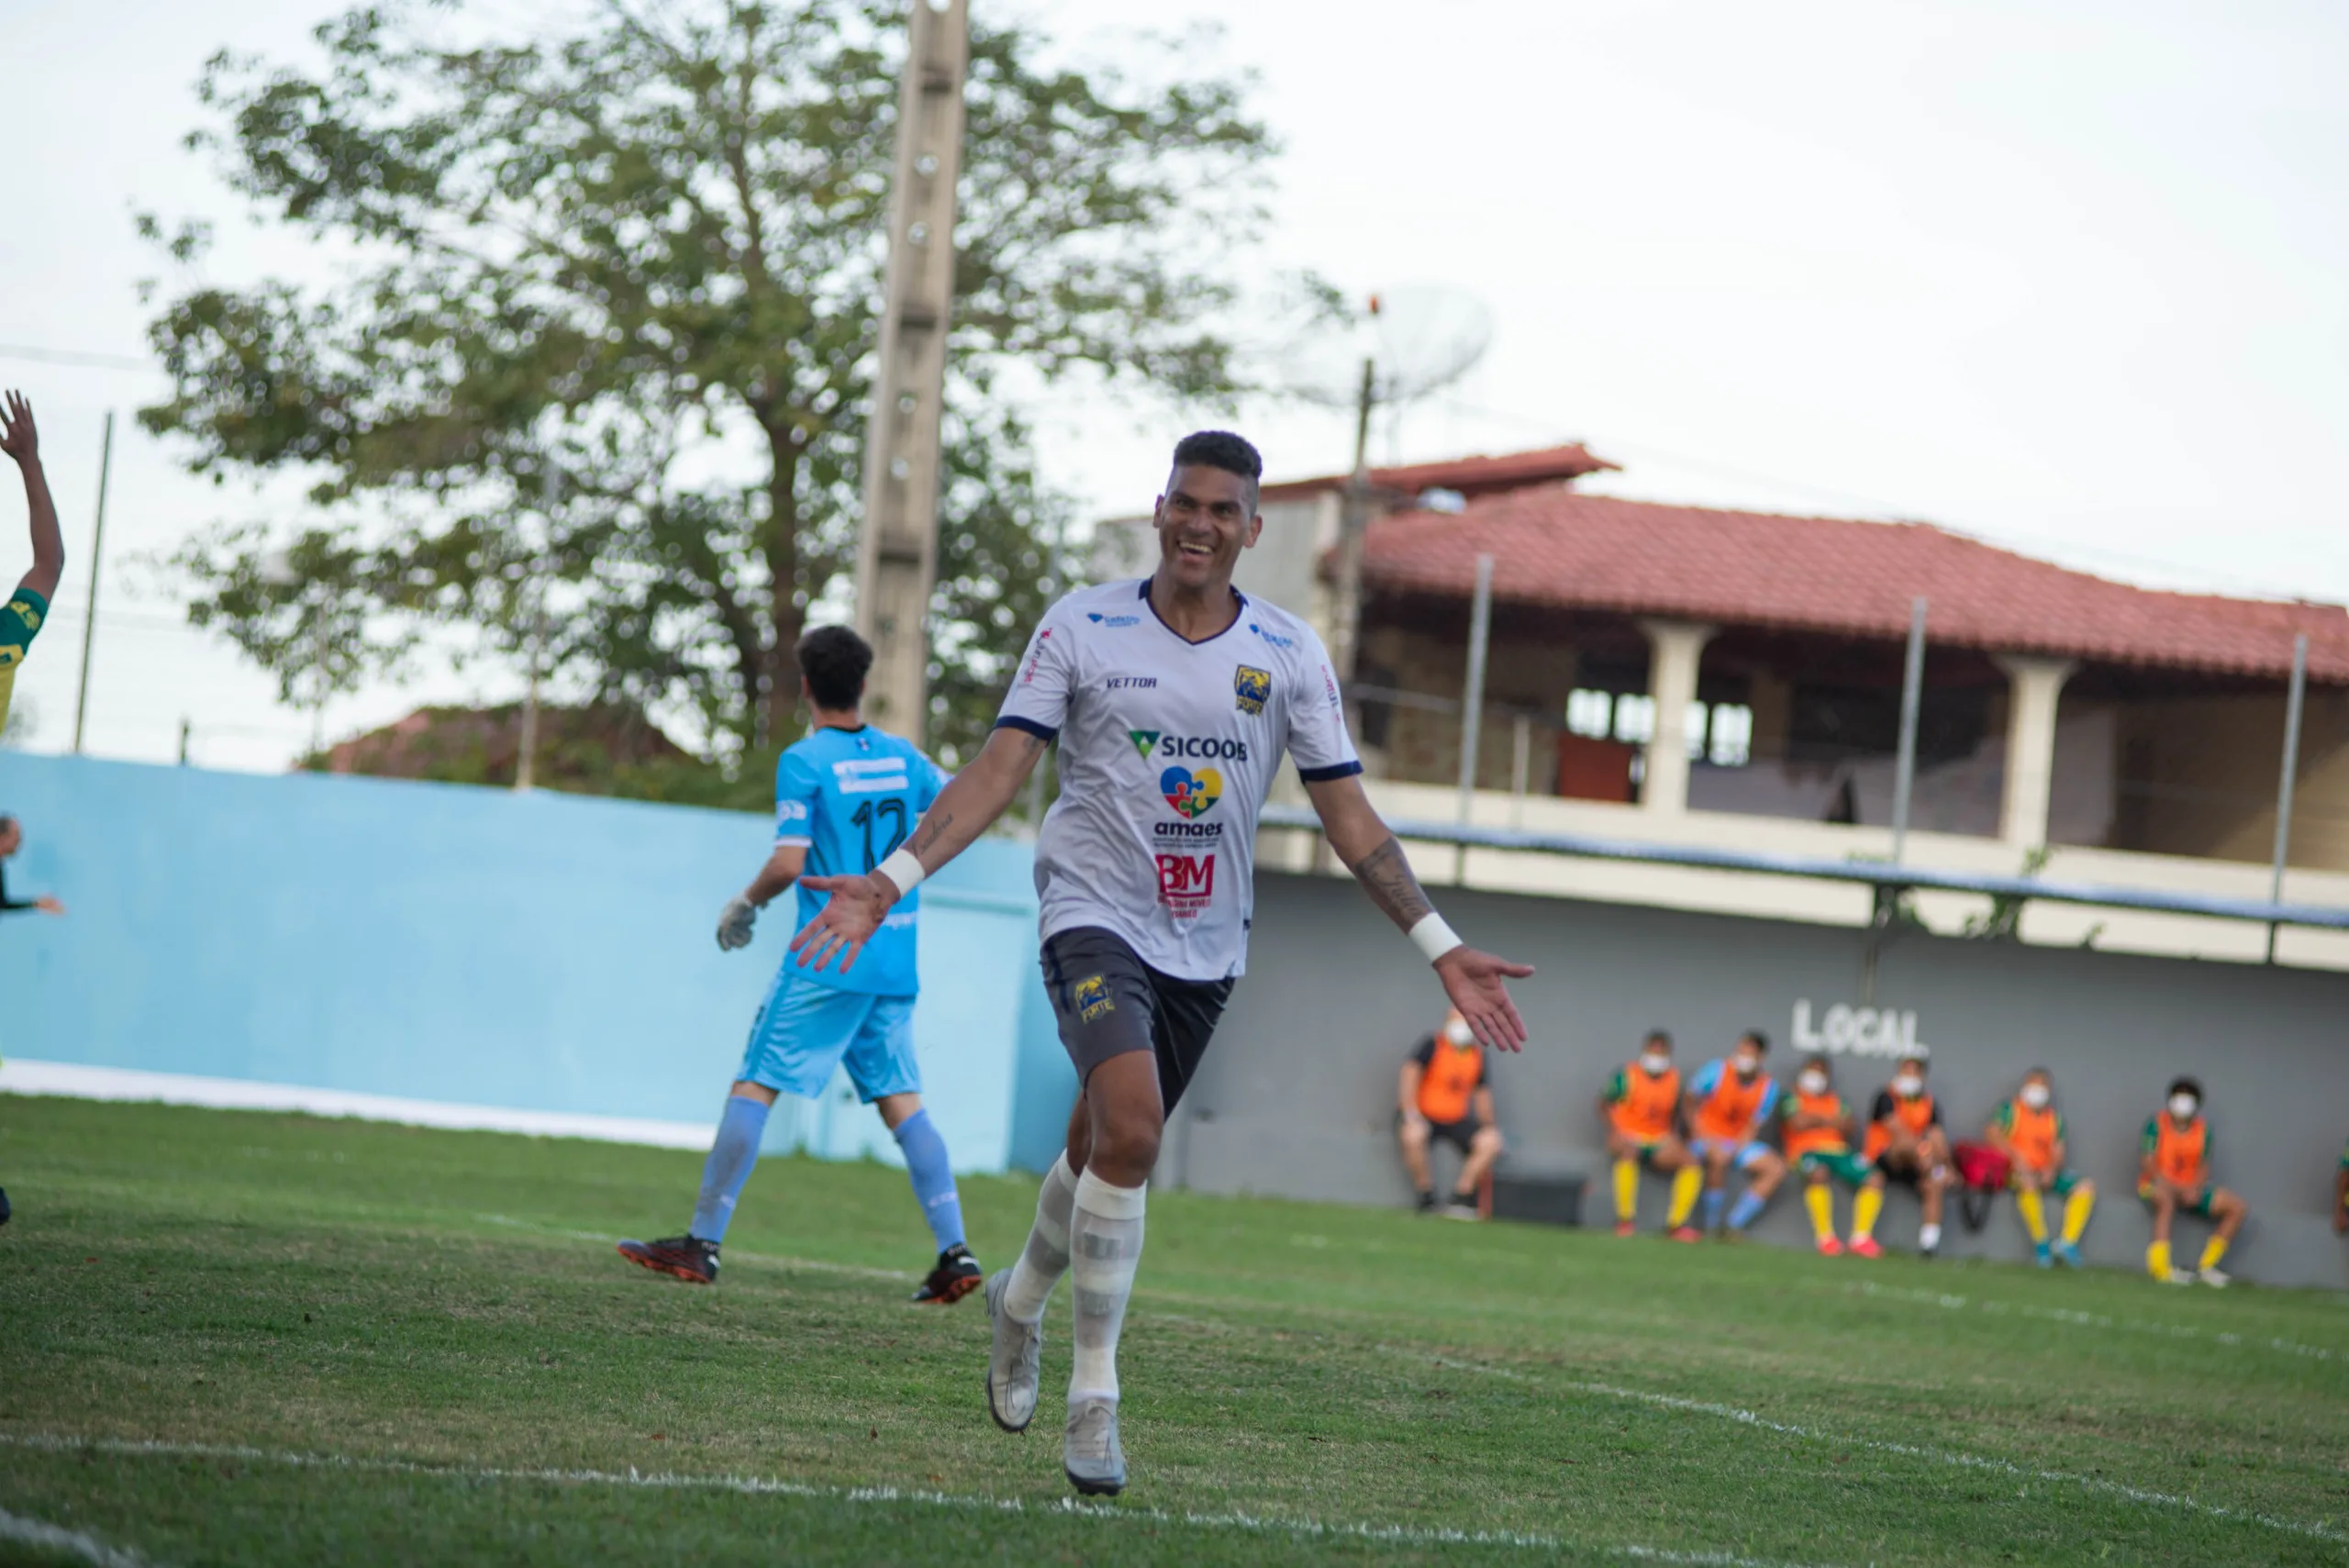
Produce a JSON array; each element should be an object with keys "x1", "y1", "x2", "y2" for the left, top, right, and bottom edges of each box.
[{"x1": 144, "y1": 0, "x2": 1281, "y2": 776}]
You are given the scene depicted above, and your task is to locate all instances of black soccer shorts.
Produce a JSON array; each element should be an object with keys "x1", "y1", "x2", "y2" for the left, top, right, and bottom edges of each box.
[{"x1": 1040, "y1": 925, "x2": 1234, "y2": 1114}]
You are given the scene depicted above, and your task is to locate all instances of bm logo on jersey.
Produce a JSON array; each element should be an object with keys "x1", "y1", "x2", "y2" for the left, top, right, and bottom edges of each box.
[
  {"x1": 1161, "y1": 765, "x2": 1222, "y2": 819},
  {"x1": 1233, "y1": 665, "x2": 1273, "y2": 716},
  {"x1": 1074, "y1": 974, "x2": 1115, "y2": 1024}
]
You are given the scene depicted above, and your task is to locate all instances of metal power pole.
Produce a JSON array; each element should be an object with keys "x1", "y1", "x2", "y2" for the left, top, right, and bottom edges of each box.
[
  {"x1": 853, "y1": 0, "x2": 969, "y2": 746},
  {"x1": 2266, "y1": 631, "x2": 2309, "y2": 962},
  {"x1": 71, "y1": 410, "x2": 114, "y2": 752},
  {"x1": 1327, "y1": 356, "x2": 1378, "y2": 692}
]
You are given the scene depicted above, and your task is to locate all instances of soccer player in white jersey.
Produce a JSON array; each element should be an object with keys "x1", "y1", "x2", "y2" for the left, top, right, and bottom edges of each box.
[{"x1": 790, "y1": 430, "x2": 1534, "y2": 1496}]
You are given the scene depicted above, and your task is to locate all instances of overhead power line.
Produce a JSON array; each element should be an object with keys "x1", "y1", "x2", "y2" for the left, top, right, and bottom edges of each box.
[{"x1": 0, "y1": 343, "x2": 151, "y2": 371}]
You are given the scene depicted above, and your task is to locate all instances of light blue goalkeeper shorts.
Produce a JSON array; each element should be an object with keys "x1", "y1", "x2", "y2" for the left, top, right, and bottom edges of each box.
[{"x1": 737, "y1": 968, "x2": 920, "y2": 1102}]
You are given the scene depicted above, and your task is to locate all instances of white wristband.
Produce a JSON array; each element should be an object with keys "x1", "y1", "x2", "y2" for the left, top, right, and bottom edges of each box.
[
  {"x1": 875, "y1": 847, "x2": 928, "y2": 898},
  {"x1": 1408, "y1": 912, "x2": 1463, "y2": 964}
]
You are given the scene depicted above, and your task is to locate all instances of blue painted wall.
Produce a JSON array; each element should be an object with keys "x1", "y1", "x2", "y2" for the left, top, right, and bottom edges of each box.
[{"x1": 0, "y1": 753, "x2": 1075, "y2": 1173}]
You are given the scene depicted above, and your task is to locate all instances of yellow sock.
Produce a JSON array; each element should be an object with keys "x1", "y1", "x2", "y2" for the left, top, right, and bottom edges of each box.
[
  {"x1": 2199, "y1": 1236, "x2": 2228, "y2": 1272},
  {"x1": 1613, "y1": 1159, "x2": 1639, "y2": 1223},
  {"x1": 1852, "y1": 1185, "x2": 1884, "y2": 1240},
  {"x1": 1803, "y1": 1183, "x2": 1835, "y2": 1242},
  {"x1": 2015, "y1": 1186, "x2": 2047, "y2": 1244},
  {"x1": 2148, "y1": 1240, "x2": 2171, "y2": 1278},
  {"x1": 2062, "y1": 1188, "x2": 2094, "y2": 1244},
  {"x1": 1667, "y1": 1165, "x2": 1703, "y2": 1229}
]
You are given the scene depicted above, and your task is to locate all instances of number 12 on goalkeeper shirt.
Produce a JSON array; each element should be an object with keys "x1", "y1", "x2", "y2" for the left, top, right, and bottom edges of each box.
[{"x1": 774, "y1": 727, "x2": 945, "y2": 996}]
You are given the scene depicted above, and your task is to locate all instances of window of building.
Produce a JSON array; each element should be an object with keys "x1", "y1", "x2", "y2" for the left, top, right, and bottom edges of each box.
[
  {"x1": 1565, "y1": 687, "x2": 1613, "y2": 739},
  {"x1": 1612, "y1": 694, "x2": 1656, "y2": 745},
  {"x1": 1708, "y1": 704, "x2": 1753, "y2": 766}
]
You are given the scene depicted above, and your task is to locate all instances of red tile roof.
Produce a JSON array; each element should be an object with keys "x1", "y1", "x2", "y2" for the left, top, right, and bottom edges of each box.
[
  {"x1": 1263, "y1": 444, "x2": 1618, "y2": 504},
  {"x1": 1360, "y1": 489, "x2": 2349, "y2": 683}
]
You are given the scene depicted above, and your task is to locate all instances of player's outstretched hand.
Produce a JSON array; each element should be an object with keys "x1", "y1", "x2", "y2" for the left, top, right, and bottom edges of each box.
[
  {"x1": 1434, "y1": 946, "x2": 1534, "y2": 1052},
  {"x1": 0, "y1": 392, "x2": 36, "y2": 466},
  {"x1": 789, "y1": 873, "x2": 893, "y2": 975},
  {"x1": 32, "y1": 895, "x2": 62, "y2": 916},
  {"x1": 716, "y1": 894, "x2": 758, "y2": 951}
]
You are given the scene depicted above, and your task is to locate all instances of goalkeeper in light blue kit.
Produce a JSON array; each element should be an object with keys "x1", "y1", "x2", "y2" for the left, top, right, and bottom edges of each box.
[{"x1": 617, "y1": 625, "x2": 980, "y2": 1304}]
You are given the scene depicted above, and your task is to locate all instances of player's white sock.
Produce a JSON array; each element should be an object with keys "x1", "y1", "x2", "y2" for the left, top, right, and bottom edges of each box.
[
  {"x1": 1000, "y1": 1152, "x2": 1079, "y2": 1325},
  {"x1": 1069, "y1": 1170, "x2": 1146, "y2": 1405}
]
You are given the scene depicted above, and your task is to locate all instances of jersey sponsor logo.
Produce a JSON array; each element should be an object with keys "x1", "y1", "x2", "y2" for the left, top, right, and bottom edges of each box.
[
  {"x1": 1106, "y1": 675, "x2": 1157, "y2": 691},
  {"x1": 831, "y1": 757, "x2": 911, "y2": 795},
  {"x1": 1322, "y1": 664, "x2": 1341, "y2": 708},
  {"x1": 775, "y1": 800, "x2": 811, "y2": 827},
  {"x1": 1086, "y1": 612, "x2": 1142, "y2": 628},
  {"x1": 1160, "y1": 764, "x2": 1222, "y2": 818},
  {"x1": 1019, "y1": 628, "x2": 1053, "y2": 684},
  {"x1": 1234, "y1": 665, "x2": 1272, "y2": 715},
  {"x1": 1074, "y1": 973, "x2": 1115, "y2": 1023},
  {"x1": 1155, "y1": 851, "x2": 1217, "y2": 918},
  {"x1": 1152, "y1": 819, "x2": 1223, "y2": 841},
  {"x1": 14, "y1": 604, "x2": 38, "y2": 632},
  {"x1": 1247, "y1": 621, "x2": 1296, "y2": 650},
  {"x1": 1129, "y1": 730, "x2": 1250, "y2": 762}
]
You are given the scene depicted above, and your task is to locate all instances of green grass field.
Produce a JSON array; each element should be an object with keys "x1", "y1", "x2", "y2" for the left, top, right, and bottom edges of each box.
[{"x1": 3, "y1": 1096, "x2": 2346, "y2": 1566}]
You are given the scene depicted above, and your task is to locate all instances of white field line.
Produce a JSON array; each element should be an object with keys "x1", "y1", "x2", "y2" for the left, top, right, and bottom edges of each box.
[
  {"x1": 0, "y1": 1506, "x2": 151, "y2": 1568},
  {"x1": 0, "y1": 1431, "x2": 1842, "y2": 1568},
  {"x1": 1845, "y1": 1279, "x2": 2346, "y2": 1363},
  {"x1": 1417, "y1": 1354, "x2": 2345, "y2": 1546}
]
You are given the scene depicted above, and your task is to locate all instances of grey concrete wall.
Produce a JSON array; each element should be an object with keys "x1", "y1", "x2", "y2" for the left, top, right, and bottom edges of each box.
[{"x1": 1164, "y1": 871, "x2": 2349, "y2": 1290}]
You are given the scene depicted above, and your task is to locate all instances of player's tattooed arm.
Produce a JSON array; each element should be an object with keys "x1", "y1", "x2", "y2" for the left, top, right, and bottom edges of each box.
[
  {"x1": 1341, "y1": 835, "x2": 1435, "y2": 931},
  {"x1": 1304, "y1": 772, "x2": 1536, "y2": 1051}
]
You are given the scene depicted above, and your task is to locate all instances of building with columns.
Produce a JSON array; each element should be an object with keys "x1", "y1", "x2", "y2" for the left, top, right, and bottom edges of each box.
[{"x1": 1089, "y1": 446, "x2": 2349, "y2": 967}]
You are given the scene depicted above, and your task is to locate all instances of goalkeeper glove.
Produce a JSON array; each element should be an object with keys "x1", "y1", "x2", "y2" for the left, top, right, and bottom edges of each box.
[{"x1": 716, "y1": 895, "x2": 759, "y2": 951}]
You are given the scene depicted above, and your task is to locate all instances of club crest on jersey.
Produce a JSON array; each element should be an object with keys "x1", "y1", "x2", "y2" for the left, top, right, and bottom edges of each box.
[
  {"x1": 1161, "y1": 765, "x2": 1222, "y2": 819},
  {"x1": 1074, "y1": 973, "x2": 1114, "y2": 1024},
  {"x1": 1233, "y1": 665, "x2": 1272, "y2": 715}
]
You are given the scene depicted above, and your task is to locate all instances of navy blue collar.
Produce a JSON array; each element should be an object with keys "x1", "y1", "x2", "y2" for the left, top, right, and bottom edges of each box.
[{"x1": 1139, "y1": 575, "x2": 1248, "y2": 646}]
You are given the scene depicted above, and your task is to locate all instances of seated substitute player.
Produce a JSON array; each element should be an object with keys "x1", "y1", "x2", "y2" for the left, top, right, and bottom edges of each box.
[
  {"x1": 1681, "y1": 1031, "x2": 1786, "y2": 1241},
  {"x1": 789, "y1": 430, "x2": 1532, "y2": 1497},
  {"x1": 1398, "y1": 1009, "x2": 1504, "y2": 1218},
  {"x1": 1778, "y1": 1055, "x2": 1871, "y2": 1256},
  {"x1": 1984, "y1": 1067, "x2": 2094, "y2": 1268},
  {"x1": 1862, "y1": 1055, "x2": 1954, "y2": 1258},
  {"x1": 2335, "y1": 1137, "x2": 2348, "y2": 1237},
  {"x1": 2139, "y1": 1075, "x2": 2244, "y2": 1287},
  {"x1": 1598, "y1": 1029, "x2": 1698, "y2": 1237},
  {"x1": 616, "y1": 627, "x2": 979, "y2": 1305}
]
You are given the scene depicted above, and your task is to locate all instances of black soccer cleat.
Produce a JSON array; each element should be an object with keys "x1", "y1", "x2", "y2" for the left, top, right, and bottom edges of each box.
[
  {"x1": 911, "y1": 1243, "x2": 983, "y2": 1305},
  {"x1": 617, "y1": 1234, "x2": 718, "y2": 1284}
]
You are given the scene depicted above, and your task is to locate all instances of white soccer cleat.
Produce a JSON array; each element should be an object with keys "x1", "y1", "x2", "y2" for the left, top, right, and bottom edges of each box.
[
  {"x1": 1063, "y1": 1396, "x2": 1126, "y2": 1496},
  {"x1": 2157, "y1": 1268, "x2": 2195, "y2": 1286},
  {"x1": 2197, "y1": 1265, "x2": 2232, "y2": 1289},
  {"x1": 984, "y1": 1271, "x2": 1042, "y2": 1433}
]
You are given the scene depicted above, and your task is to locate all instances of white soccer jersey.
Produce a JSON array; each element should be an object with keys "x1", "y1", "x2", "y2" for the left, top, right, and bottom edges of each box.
[{"x1": 996, "y1": 578, "x2": 1362, "y2": 982}]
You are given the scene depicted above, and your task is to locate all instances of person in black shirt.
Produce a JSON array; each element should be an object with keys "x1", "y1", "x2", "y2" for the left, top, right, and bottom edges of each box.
[{"x1": 0, "y1": 815, "x2": 62, "y2": 918}]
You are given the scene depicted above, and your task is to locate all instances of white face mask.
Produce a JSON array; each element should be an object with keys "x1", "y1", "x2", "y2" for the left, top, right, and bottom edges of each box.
[
  {"x1": 2020, "y1": 1083, "x2": 2051, "y2": 1109},
  {"x1": 1892, "y1": 1074, "x2": 1923, "y2": 1097},
  {"x1": 1444, "y1": 1017, "x2": 1475, "y2": 1048},
  {"x1": 1733, "y1": 1054, "x2": 1762, "y2": 1079},
  {"x1": 1640, "y1": 1052, "x2": 1670, "y2": 1076},
  {"x1": 2169, "y1": 1094, "x2": 2199, "y2": 1121},
  {"x1": 1798, "y1": 1071, "x2": 1828, "y2": 1095}
]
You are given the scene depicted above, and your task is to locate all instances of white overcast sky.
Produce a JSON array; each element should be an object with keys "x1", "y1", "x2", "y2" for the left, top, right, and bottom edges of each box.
[{"x1": 2, "y1": 0, "x2": 2344, "y2": 772}]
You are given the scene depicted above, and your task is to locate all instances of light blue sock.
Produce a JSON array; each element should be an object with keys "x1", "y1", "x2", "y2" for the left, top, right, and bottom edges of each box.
[
  {"x1": 891, "y1": 1108, "x2": 966, "y2": 1252},
  {"x1": 1701, "y1": 1188, "x2": 1726, "y2": 1231},
  {"x1": 1728, "y1": 1190, "x2": 1766, "y2": 1231},
  {"x1": 689, "y1": 1095, "x2": 771, "y2": 1244}
]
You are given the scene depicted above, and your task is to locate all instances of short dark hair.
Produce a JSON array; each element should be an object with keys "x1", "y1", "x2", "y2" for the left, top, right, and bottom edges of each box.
[
  {"x1": 1168, "y1": 430, "x2": 1264, "y2": 506},
  {"x1": 0, "y1": 815, "x2": 16, "y2": 834},
  {"x1": 1643, "y1": 1029, "x2": 1672, "y2": 1050},
  {"x1": 1898, "y1": 1055, "x2": 1927, "y2": 1073},
  {"x1": 1801, "y1": 1054, "x2": 1831, "y2": 1074},
  {"x1": 796, "y1": 625, "x2": 874, "y2": 712},
  {"x1": 2168, "y1": 1075, "x2": 2203, "y2": 1101},
  {"x1": 1740, "y1": 1030, "x2": 1769, "y2": 1053}
]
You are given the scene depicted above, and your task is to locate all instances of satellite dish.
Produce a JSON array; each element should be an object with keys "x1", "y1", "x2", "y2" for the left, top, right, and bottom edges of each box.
[{"x1": 1280, "y1": 283, "x2": 1494, "y2": 414}]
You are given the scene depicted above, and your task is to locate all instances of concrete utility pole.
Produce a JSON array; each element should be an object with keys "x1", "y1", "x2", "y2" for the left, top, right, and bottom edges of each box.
[
  {"x1": 853, "y1": 0, "x2": 969, "y2": 746},
  {"x1": 71, "y1": 411, "x2": 114, "y2": 753}
]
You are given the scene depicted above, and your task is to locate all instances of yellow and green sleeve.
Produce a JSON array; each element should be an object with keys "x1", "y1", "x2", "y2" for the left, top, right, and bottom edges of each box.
[{"x1": 0, "y1": 585, "x2": 48, "y2": 735}]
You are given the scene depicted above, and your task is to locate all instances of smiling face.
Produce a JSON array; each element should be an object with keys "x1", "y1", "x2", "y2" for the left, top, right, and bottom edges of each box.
[{"x1": 1153, "y1": 463, "x2": 1262, "y2": 593}]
